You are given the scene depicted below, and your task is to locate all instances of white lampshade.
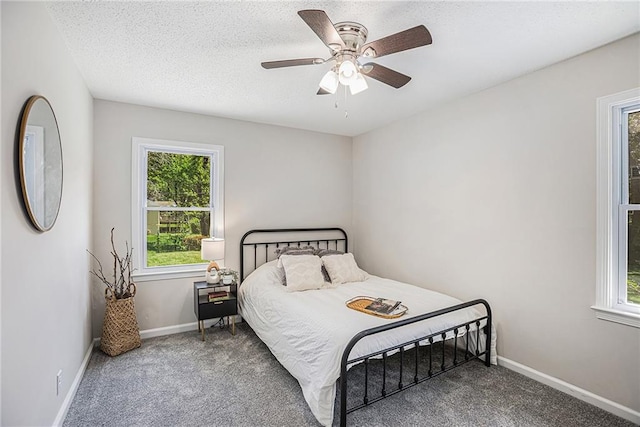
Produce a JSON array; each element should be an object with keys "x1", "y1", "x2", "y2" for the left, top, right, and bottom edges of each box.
[
  {"x1": 349, "y1": 73, "x2": 368, "y2": 95},
  {"x1": 319, "y1": 70, "x2": 339, "y2": 94},
  {"x1": 338, "y1": 60, "x2": 358, "y2": 85},
  {"x1": 201, "y1": 237, "x2": 225, "y2": 261}
]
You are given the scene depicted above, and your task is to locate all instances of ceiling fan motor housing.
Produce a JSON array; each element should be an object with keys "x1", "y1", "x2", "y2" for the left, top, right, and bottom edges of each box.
[{"x1": 332, "y1": 21, "x2": 368, "y2": 55}]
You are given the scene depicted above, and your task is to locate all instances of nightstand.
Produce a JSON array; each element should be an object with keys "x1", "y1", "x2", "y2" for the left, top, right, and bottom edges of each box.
[{"x1": 193, "y1": 280, "x2": 237, "y2": 341}]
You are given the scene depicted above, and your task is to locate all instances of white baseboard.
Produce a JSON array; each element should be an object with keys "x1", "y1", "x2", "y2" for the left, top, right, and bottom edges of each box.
[
  {"x1": 497, "y1": 356, "x2": 640, "y2": 425},
  {"x1": 52, "y1": 338, "x2": 97, "y2": 427},
  {"x1": 139, "y1": 321, "x2": 199, "y2": 339},
  {"x1": 139, "y1": 315, "x2": 242, "y2": 340}
]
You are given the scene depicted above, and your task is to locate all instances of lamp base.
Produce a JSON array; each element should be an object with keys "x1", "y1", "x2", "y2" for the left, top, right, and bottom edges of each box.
[
  {"x1": 206, "y1": 261, "x2": 220, "y2": 284},
  {"x1": 206, "y1": 271, "x2": 220, "y2": 284}
]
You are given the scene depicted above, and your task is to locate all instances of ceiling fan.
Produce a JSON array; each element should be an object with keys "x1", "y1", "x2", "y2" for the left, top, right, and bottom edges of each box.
[{"x1": 261, "y1": 10, "x2": 432, "y2": 96}]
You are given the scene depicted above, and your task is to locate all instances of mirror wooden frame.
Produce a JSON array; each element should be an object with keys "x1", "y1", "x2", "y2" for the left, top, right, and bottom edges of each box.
[{"x1": 18, "y1": 95, "x2": 63, "y2": 232}]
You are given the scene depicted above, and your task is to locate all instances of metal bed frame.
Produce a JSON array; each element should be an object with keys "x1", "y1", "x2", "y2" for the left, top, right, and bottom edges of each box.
[{"x1": 240, "y1": 228, "x2": 492, "y2": 426}]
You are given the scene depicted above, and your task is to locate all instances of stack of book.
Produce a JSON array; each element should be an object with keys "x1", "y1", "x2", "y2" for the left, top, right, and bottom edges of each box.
[
  {"x1": 365, "y1": 298, "x2": 402, "y2": 315},
  {"x1": 208, "y1": 291, "x2": 228, "y2": 302}
]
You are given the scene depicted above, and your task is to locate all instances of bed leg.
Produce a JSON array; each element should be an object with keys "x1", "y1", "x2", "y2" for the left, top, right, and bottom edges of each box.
[
  {"x1": 485, "y1": 325, "x2": 491, "y2": 367},
  {"x1": 484, "y1": 306, "x2": 492, "y2": 367},
  {"x1": 340, "y1": 371, "x2": 347, "y2": 427}
]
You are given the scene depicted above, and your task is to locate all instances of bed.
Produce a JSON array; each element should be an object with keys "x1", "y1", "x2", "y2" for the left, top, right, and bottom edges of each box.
[{"x1": 238, "y1": 228, "x2": 496, "y2": 426}]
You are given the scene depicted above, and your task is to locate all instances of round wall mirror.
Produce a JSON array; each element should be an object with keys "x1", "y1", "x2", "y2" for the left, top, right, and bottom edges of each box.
[{"x1": 18, "y1": 95, "x2": 63, "y2": 232}]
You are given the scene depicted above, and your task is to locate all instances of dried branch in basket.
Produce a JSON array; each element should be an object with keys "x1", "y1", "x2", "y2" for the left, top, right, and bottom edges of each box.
[{"x1": 88, "y1": 228, "x2": 136, "y2": 299}]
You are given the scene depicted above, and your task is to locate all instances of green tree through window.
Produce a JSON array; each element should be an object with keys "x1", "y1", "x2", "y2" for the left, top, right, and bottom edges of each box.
[
  {"x1": 626, "y1": 111, "x2": 640, "y2": 304},
  {"x1": 146, "y1": 152, "x2": 213, "y2": 267}
]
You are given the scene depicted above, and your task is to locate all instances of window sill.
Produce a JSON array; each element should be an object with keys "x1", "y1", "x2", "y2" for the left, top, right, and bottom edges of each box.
[
  {"x1": 133, "y1": 269, "x2": 206, "y2": 282},
  {"x1": 591, "y1": 306, "x2": 640, "y2": 328}
]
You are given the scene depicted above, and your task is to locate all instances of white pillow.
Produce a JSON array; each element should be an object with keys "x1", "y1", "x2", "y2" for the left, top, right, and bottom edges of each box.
[
  {"x1": 241, "y1": 259, "x2": 284, "y2": 287},
  {"x1": 321, "y1": 253, "x2": 368, "y2": 284},
  {"x1": 279, "y1": 254, "x2": 327, "y2": 292},
  {"x1": 275, "y1": 246, "x2": 316, "y2": 268}
]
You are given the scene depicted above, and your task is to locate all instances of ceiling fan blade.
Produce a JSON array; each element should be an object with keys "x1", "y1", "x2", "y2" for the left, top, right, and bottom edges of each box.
[
  {"x1": 361, "y1": 63, "x2": 411, "y2": 88},
  {"x1": 361, "y1": 25, "x2": 432, "y2": 59},
  {"x1": 298, "y1": 9, "x2": 345, "y2": 50},
  {"x1": 317, "y1": 87, "x2": 331, "y2": 95},
  {"x1": 261, "y1": 58, "x2": 324, "y2": 69}
]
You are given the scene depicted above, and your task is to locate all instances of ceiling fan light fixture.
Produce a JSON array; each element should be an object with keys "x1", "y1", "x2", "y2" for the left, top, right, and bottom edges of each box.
[
  {"x1": 319, "y1": 70, "x2": 339, "y2": 94},
  {"x1": 261, "y1": 10, "x2": 433, "y2": 98},
  {"x1": 338, "y1": 60, "x2": 358, "y2": 85},
  {"x1": 349, "y1": 73, "x2": 368, "y2": 95}
]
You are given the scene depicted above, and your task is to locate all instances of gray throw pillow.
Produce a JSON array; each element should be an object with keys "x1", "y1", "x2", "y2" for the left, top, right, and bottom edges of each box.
[
  {"x1": 274, "y1": 245, "x2": 316, "y2": 258},
  {"x1": 315, "y1": 248, "x2": 345, "y2": 257}
]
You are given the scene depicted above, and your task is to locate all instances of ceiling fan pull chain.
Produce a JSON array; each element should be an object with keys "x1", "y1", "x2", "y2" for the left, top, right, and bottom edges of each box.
[{"x1": 344, "y1": 85, "x2": 349, "y2": 118}]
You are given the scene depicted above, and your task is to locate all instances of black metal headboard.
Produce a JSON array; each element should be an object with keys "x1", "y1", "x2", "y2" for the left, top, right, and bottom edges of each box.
[{"x1": 239, "y1": 228, "x2": 348, "y2": 281}]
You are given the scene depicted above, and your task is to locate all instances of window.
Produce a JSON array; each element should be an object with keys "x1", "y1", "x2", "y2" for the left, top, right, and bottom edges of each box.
[
  {"x1": 132, "y1": 137, "x2": 224, "y2": 280},
  {"x1": 595, "y1": 88, "x2": 640, "y2": 327}
]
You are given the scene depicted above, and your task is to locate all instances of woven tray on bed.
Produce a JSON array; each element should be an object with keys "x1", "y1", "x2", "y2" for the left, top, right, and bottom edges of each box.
[{"x1": 346, "y1": 296, "x2": 408, "y2": 319}]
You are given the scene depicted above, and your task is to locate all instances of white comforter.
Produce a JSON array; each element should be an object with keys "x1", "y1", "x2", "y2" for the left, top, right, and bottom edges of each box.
[{"x1": 238, "y1": 261, "x2": 497, "y2": 426}]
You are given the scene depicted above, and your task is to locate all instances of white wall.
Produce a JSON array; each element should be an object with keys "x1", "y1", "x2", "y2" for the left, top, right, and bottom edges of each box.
[
  {"x1": 353, "y1": 34, "x2": 640, "y2": 412},
  {"x1": 92, "y1": 100, "x2": 352, "y2": 337},
  {"x1": 1, "y1": 2, "x2": 94, "y2": 426},
  {"x1": 0, "y1": 2, "x2": 3, "y2": 423}
]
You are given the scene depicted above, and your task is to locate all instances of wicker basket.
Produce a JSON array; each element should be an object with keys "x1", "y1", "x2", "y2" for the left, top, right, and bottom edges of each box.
[{"x1": 100, "y1": 284, "x2": 141, "y2": 356}]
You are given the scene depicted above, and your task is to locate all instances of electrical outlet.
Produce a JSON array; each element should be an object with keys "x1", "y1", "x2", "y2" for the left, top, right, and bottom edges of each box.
[{"x1": 56, "y1": 370, "x2": 63, "y2": 396}]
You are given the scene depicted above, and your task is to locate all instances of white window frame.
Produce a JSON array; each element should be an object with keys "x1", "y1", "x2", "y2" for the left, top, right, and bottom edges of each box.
[
  {"x1": 595, "y1": 88, "x2": 640, "y2": 328},
  {"x1": 131, "y1": 137, "x2": 224, "y2": 281}
]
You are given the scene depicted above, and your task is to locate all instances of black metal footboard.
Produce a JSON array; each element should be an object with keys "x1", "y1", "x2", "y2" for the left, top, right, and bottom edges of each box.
[{"x1": 339, "y1": 299, "x2": 492, "y2": 426}]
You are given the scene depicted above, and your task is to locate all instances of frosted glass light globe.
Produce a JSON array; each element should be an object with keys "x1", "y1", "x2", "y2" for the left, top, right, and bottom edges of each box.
[
  {"x1": 319, "y1": 70, "x2": 339, "y2": 94},
  {"x1": 338, "y1": 60, "x2": 358, "y2": 85},
  {"x1": 349, "y1": 73, "x2": 368, "y2": 95}
]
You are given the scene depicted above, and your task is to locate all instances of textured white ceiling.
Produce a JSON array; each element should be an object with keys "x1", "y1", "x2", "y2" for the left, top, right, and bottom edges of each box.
[{"x1": 47, "y1": 1, "x2": 639, "y2": 137}]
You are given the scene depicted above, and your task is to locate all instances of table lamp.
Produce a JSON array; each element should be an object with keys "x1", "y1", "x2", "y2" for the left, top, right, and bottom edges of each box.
[{"x1": 201, "y1": 237, "x2": 225, "y2": 284}]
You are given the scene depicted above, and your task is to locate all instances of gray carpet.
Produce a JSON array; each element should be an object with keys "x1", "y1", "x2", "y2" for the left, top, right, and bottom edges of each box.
[{"x1": 63, "y1": 323, "x2": 634, "y2": 427}]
